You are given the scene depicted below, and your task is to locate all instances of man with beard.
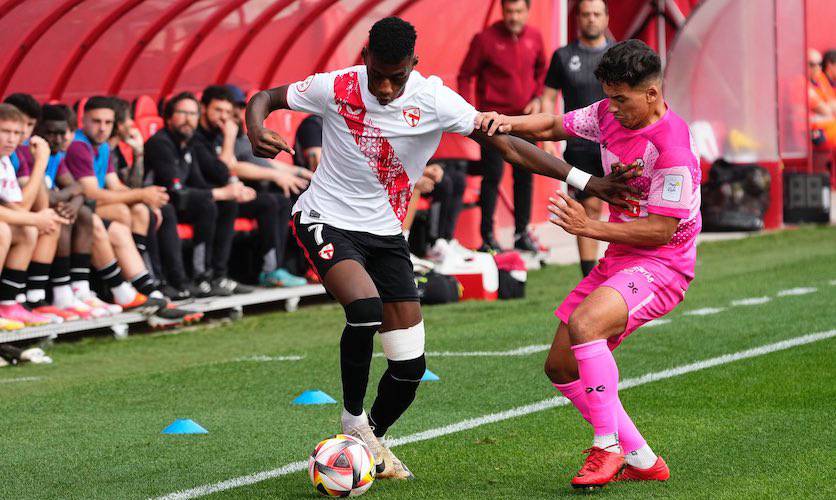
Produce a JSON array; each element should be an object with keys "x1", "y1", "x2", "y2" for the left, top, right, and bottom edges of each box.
[
  {"x1": 542, "y1": 0, "x2": 612, "y2": 277},
  {"x1": 145, "y1": 92, "x2": 250, "y2": 297}
]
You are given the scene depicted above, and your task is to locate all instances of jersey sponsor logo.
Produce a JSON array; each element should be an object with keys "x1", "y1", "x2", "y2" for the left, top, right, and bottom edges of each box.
[
  {"x1": 569, "y1": 54, "x2": 581, "y2": 71},
  {"x1": 318, "y1": 242, "x2": 334, "y2": 260},
  {"x1": 662, "y1": 174, "x2": 684, "y2": 202},
  {"x1": 333, "y1": 71, "x2": 412, "y2": 223},
  {"x1": 297, "y1": 75, "x2": 314, "y2": 93},
  {"x1": 402, "y1": 106, "x2": 421, "y2": 127}
]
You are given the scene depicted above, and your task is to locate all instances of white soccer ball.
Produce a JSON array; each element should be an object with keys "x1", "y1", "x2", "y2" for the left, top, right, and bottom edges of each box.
[{"x1": 308, "y1": 434, "x2": 376, "y2": 497}]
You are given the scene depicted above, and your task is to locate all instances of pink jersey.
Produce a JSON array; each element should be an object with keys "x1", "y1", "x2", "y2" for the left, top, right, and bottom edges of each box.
[{"x1": 563, "y1": 99, "x2": 701, "y2": 280}]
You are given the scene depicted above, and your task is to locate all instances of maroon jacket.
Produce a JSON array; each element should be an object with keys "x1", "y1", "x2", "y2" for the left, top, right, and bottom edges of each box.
[{"x1": 457, "y1": 21, "x2": 546, "y2": 115}]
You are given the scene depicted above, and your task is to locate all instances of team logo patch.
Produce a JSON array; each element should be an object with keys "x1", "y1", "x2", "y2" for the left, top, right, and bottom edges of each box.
[
  {"x1": 297, "y1": 75, "x2": 314, "y2": 93},
  {"x1": 403, "y1": 106, "x2": 421, "y2": 127},
  {"x1": 318, "y1": 243, "x2": 334, "y2": 260},
  {"x1": 662, "y1": 174, "x2": 684, "y2": 202},
  {"x1": 569, "y1": 55, "x2": 581, "y2": 71}
]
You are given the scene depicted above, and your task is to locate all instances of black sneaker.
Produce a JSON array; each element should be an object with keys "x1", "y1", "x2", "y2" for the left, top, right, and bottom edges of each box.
[
  {"x1": 478, "y1": 236, "x2": 502, "y2": 253},
  {"x1": 147, "y1": 306, "x2": 190, "y2": 328},
  {"x1": 163, "y1": 284, "x2": 192, "y2": 301},
  {"x1": 212, "y1": 277, "x2": 254, "y2": 295},
  {"x1": 514, "y1": 232, "x2": 540, "y2": 253},
  {"x1": 192, "y1": 278, "x2": 216, "y2": 298}
]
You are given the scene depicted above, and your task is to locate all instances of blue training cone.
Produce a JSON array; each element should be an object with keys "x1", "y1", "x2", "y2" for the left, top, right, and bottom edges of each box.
[
  {"x1": 162, "y1": 419, "x2": 208, "y2": 434},
  {"x1": 293, "y1": 389, "x2": 337, "y2": 405},
  {"x1": 421, "y1": 369, "x2": 440, "y2": 382}
]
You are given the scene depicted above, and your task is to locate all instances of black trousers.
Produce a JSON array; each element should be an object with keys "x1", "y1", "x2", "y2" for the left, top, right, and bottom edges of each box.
[
  {"x1": 175, "y1": 191, "x2": 219, "y2": 279},
  {"x1": 432, "y1": 161, "x2": 467, "y2": 241},
  {"x1": 478, "y1": 142, "x2": 532, "y2": 238},
  {"x1": 236, "y1": 191, "x2": 290, "y2": 271},
  {"x1": 155, "y1": 203, "x2": 188, "y2": 288}
]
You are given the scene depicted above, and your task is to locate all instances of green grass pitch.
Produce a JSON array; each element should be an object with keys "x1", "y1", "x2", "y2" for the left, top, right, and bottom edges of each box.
[{"x1": 1, "y1": 226, "x2": 834, "y2": 499}]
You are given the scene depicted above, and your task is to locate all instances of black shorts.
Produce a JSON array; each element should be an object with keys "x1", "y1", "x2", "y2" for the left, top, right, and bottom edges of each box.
[
  {"x1": 291, "y1": 212, "x2": 418, "y2": 303},
  {"x1": 564, "y1": 146, "x2": 604, "y2": 202}
]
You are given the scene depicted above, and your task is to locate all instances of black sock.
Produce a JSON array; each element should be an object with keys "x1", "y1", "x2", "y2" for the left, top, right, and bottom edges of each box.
[
  {"x1": 580, "y1": 260, "x2": 597, "y2": 277},
  {"x1": 132, "y1": 233, "x2": 148, "y2": 254},
  {"x1": 130, "y1": 270, "x2": 155, "y2": 296},
  {"x1": 51, "y1": 256, "x2": 71, "y2": 287},
  {"x1": 70, "y1": 253, "x2": 91, "y2": 284},
  {"x1": 0, "y1": 268, "x2": 27, "y2": 302},
  {"x1": 26, "y1": 261, "x2": 51, "y2": 303},
  {"x1": 369, "y1": 355, "x2": 426, "y2": 437},
  {"x1": 340, "y1": 323, "x2": 377, "y2": 416},
  {"x1": 95, "y1": 260, "x2": 125, "y2": 289}
]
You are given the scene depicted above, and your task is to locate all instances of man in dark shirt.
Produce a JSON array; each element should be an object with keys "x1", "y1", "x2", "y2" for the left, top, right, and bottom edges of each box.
[
  {"x1": 542, "y1": 0, "x2": 611, "y2": 277},
  {"x1": 293, "y1": 114, "x2": 323, "y2": 171},
  {"x1": 145, "y1": 92, "x2": 247, "y2": 297},
  {"x1": 458, "y1": 0, "x2": 546, "y2": 252},
  {"x1": 192, "y1": 86, "x2": 305, "y2": 291}
]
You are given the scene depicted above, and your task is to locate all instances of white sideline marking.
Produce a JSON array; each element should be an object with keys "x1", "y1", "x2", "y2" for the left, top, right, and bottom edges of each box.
[
  {"x1": 375, "y1": 344, "x2": 551, "y2": 358},
  {"x1": 731, "y1": 297, "x2": 772, "y2": 307},
  {"x1": 0, "y1": 376, "x2": 43, "y2": 384},
  {"x1": 153, "y1": 329, "x2": 836, "y2": 500},
  {"x1": 684, "y1": 307, "x2": 726, "y2": 316},
  {"x1": 777, "y1": 287, "x2": 817, "y2": 297},
  {"x1": 644, "y1": 318, "x2": 671, "y2": 328},
  {"x1": 232, "y1": 355, "x2": 304, "y2": 363},
  {"x1": 829, "y1": 280, "x2": 836, "y2": 286}
]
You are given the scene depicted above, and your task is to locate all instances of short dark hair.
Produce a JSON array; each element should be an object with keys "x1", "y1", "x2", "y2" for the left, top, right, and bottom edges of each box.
[
  {"x1": 823, "y1": 49, "x2": 836, "y2": 68},
  {"x1": 84, "y1": 95, "x2": 114, "y2": 114},
  {"x1": 110, "y1": 97, "x2": 131, "y2": 125},
  {"x1": 368, "y1": 17, "x2": 417, "y2": 64},
  {"x1": 577, "y1": 0, "x2": 608, "y2": 15},
  {"x1": 594, "y1": 39, "x2": 661, "y2": 87},
  {"x1": 4, "y1": 93, "x2": 41, "y2": 121},
  {"x1": 501, "y1": 0, "x2": 531, "y2": 7},
  {"x1": 0, "y1": 103, "x2": 25, "y2": 124},
  {"x1": 163, "y1": 92, "x2": 199, "y2": 119},
  {"x1": 41, "y1": 104, "x2": 68, "y2": 123},
  {"x1": 201, "y1": 85, "x2": 234, "y2": 107}
]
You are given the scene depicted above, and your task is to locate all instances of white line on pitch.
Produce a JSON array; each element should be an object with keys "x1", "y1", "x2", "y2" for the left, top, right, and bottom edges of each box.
[
  {"x1": 153, "y1": 329, "x2": 836, "y2": 500},
  {"x1": 829, "y1": 280, "x2": 836, "y2": 286},
  {"x1": 684, "y1": 307, "x2": 726, "y2": 316},
  {"x1": 644, "y1": 318, "x2": 671, "y2": 327},
  {"x1": 777, "y1": 287, "x2": 818, "y2": 297},
  {"x1": 0, "y1": 376, "x2": 43, "y2": 384},
  {"x1": 232, "y1": 355, "x2": 304, "y2": 363},
  {"x1": 730, "y1": 297, "x2": 772, "y2": 307}
]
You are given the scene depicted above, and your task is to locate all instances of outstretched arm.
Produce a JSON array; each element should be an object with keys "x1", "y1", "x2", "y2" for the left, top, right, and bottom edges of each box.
[
  {"x1": 468, "y1": 130, "x2": 638, "y2": 209},
  {"x1": 246, "y1": 86, "x2": 294, "y2": 158},
  {"x1": 474, "y1": 112, "x2": 573, "y2": 142}
]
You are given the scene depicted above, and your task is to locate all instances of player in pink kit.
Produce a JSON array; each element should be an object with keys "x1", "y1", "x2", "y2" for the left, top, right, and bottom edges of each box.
[{"x1": 477, "y1": 40, "x2": 700, "y2": 489}]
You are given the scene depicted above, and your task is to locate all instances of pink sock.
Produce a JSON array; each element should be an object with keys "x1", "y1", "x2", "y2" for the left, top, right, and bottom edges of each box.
[
  {"x1": 616, "y1": 399, "x2": 647, "y2": 453},
  {"x1": 553, "y1": 380, "x2": 591, "y2": 423},
  {"x1": 572, "y1": 339, "x2": 619, "y2": 437},
  {"x1": 554, "y1": 379, "x2": 647, "y2": 453}
]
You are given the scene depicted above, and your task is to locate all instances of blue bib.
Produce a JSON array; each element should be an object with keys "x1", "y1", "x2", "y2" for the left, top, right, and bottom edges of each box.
[
  {"x1": 9, "y1": 150, "x2": 19, "y2": 173},
  {"x1": 73, "y1": 130, "x2": 110, "y2": 188},
  {"x1": 45, "y1": 152, "x2": 65, "y2": 189}
]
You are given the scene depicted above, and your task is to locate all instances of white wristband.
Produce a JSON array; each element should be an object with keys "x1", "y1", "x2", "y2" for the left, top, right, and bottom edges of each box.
[{"x1": 566, "y1": 167, "x2": 592, "y2": 191}]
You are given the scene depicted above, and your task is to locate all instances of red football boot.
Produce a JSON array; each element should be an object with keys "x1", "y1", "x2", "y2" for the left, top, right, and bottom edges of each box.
[
  {"x1": 615, "y1": 456, "x2": 670, "y2": 482},
  {"x1": 571, "y1": 445, "x2": 625, "y2": 489}
]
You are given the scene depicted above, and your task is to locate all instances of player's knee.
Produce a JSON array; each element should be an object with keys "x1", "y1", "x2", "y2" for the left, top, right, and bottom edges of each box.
[
  {"x1": 76, "y1": 205, "x2": 93, "y2": 227},
  {"x1": 387, "y1": 354, "x2": 426, "y2": 383},
  {"x1": 107, "y1": 221, "x2": 132, "y2": 246},
  {"x1": 344, "y1": 297, "x2": 383, "y2": 330},
  {"x1": 0, "y1": 222, "x2": 11, "y2": 246},
  {"x1": 544, "y1": 357, "x2": 578, "y2": 384},
  {"x1": 567, "y1": 308, "x2": 599, "y2": 344},
  {"x1": 19, "y1": 225, "x2": 38, "y2": 248},
  {"x1": 92, "y1": 215, "x2": 108, "y2": 242},
  {"x1": 380, "y1": 321, "x2": 425, "y2": 362},
  {"x1": 131, "y1": 203, "x2": 150, "y2": 224}
]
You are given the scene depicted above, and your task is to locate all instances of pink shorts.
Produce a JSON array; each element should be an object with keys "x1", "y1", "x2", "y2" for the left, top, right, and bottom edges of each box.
[{"x1": 555, "y1": 256, "x2": 689, "y2": 350}]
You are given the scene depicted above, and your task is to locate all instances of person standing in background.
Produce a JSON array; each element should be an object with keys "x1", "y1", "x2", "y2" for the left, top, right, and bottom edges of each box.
[
  {"x1": 542, "y1": 0, "x2": 611, "y2": 277},
  {"x1": 458, "y1": 0, "x2": 546, "y2": 252}
]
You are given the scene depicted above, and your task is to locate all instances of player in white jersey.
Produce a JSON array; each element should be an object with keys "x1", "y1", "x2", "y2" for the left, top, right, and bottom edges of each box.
[{"x1": 246, "y1": 17, "x2": 637, "y2": 480}]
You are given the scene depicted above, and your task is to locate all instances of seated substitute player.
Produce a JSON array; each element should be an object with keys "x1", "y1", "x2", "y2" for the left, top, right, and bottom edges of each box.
[
  {"x1": 477, "y1": 39, "x2": 700, "y2": 488},
  {"x1": 246, "y1": 17, "x2": 637, "y2": 480}
]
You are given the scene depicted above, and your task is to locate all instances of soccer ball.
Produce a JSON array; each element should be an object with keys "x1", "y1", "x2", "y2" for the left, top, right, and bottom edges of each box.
[{"x1": 308, "y1": 434, "x2": 375, "y2": 497}]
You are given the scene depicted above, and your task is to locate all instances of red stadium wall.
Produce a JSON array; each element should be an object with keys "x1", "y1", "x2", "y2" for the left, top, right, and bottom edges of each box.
[{"x1": 806, "y1": 0, "x2": 836, "y2": 51}]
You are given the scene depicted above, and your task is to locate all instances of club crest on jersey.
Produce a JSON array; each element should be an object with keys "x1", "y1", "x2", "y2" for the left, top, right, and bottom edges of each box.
[
  {"x1": 403, "y1": 106, "x2": 421, "y2": 127},
  {"x1": 297, "y1": 75, "x2": 314, "y2": 93},
  {"x1": 318, "y1": 243, "x2": 334, "y2": 260}
]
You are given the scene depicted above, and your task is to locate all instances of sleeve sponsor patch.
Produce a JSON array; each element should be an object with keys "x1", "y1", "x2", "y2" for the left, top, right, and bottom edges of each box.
[{"x1": 662, "y1": 174, "x2": 684, "y2": 202}]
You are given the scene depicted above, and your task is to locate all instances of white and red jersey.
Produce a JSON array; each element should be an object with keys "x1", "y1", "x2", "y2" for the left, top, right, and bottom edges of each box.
[
  {"x1": 0, "y1": 156, "x2": 23, "y2": 203},
  {"x1": 286, "y1": 66, "x2": 478, "y2": 235}
]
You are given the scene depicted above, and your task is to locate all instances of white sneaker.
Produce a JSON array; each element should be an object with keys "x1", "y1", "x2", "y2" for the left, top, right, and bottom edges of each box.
[
  {"x1": 449, "y1": 239, "x2": 477, "y2": 259},
  {"x1": 341, "y1": 415, "x2": 414, "y2": 480},
  {"x1": 409, "y1": 253, "x2": 435, "y2": 274},
  {"x1": 426, "y1": 239, "x2": 451, "y2": 263}
]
